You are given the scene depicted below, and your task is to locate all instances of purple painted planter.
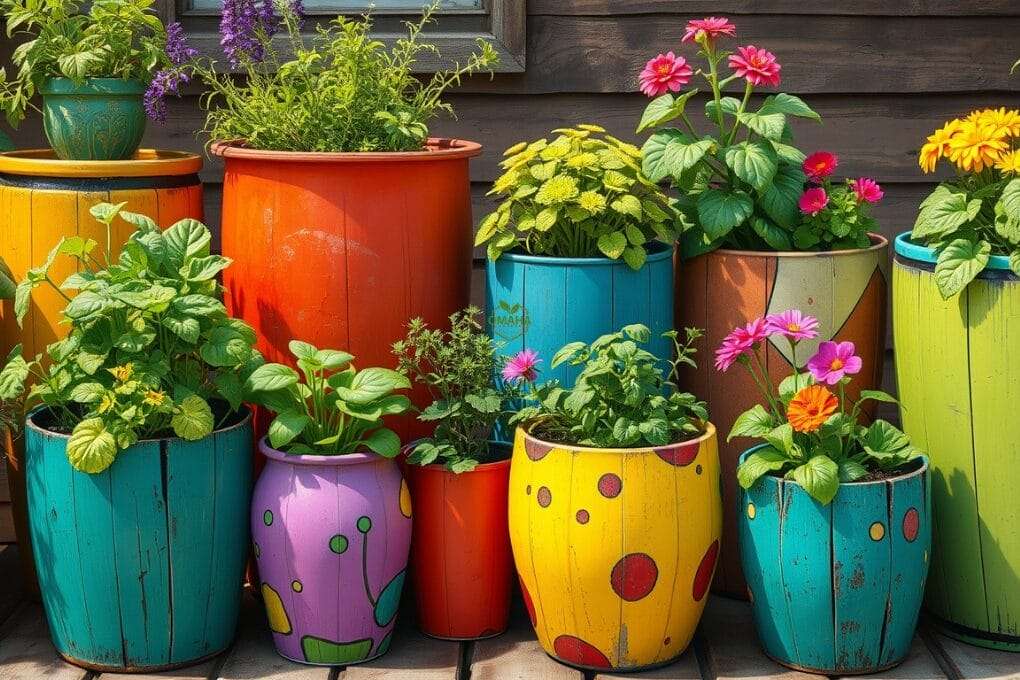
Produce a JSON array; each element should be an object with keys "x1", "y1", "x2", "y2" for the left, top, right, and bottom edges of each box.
[{"x1": 251, "y1": 437, "x2": 413, "y2": 665}]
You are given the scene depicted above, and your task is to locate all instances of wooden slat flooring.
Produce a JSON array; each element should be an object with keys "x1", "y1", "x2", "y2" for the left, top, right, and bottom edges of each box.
[{"x1": 2, "y1": 545, "x2": 1020, "y2": 680}]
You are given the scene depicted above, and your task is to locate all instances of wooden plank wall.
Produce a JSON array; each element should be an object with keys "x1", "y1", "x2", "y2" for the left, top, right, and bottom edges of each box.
[{"x1": 2, "y1": 2, "x2": 1020, "y2": 541}]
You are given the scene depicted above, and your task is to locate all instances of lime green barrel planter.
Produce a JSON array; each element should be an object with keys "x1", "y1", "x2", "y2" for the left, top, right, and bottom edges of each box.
[
  {"x1": 893, "y1": 232, "x2": 1020, "y2": 650},
  {"x1": 25, "y1": 408, "x2": 253, "y2": 672},
  {"x1": 40, "y1": 78, "x2": 146, "y2": 161}
]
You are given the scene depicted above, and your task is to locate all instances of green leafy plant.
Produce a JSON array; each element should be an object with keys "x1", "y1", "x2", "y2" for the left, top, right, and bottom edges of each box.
[
  {"x1": 392, "y1": 307, "x2": 521, "y2": 472},
  {"x1": 720, "y1": 309, "x2": 919, "y2": 505},
  {"x1": 476, "y1": 125, "x2": 678, "y2": 270},
  {"x1": 0, "y1": 202, "x2": 262, "y2": 473},
  {"x1": 912, "y1": 109, "x2": 1020, "y2": 298},
  {"x1": 245, "y1": 340, "x2": 410, "y2": 457},
  {"x1": 0, "y1": 0, "x2": 169, "y2": 127},
  {"x1": 511, "y1": 324, "x2": 708, "y2": 448},
  {"x1": 150, "y1": 1, "x2": 498, "y2": 151}
]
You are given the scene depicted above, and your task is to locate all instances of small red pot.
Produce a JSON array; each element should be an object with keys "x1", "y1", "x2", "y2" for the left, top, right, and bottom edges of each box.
[{"x1": 405, "y1": 450, "x2": 512, "y2": 640}]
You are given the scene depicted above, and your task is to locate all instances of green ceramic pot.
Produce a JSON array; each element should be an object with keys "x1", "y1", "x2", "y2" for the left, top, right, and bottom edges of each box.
[{"x1": 40, "y1": 78, "x2": 146, "y2": 160}]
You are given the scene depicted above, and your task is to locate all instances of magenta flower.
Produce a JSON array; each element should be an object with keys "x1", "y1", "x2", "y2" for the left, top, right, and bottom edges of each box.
[
  {"x1": 799, "y1": 187, "x2": 829, "y2": 215},
  {"x1": 639, "y1": 52, "x2": 694, "y2": 98},
  {"x1": 850, "y1": 178, "x2": 884, "y2": 203},
  {"x1": 765, "y1": 310, "x2": 820, "y2": 342},
  {"x1": 503, "y1": 349, "x2": 541, "y2": 383},
  {"x1": 803, "y1": 151, "x2": 838, "y2": 182},
  {"x1": 714, "y1": 318, "x2": 768, "y2": 372},
  {"x1": 682, "y1": 17, "x2": 736, "y2": 43},
  {"x1": 728, "y1": 45, "x2": 782, "y2": 87},
  {"x1": 807, "y1": 341, "x2": 862, "y2": 385}
]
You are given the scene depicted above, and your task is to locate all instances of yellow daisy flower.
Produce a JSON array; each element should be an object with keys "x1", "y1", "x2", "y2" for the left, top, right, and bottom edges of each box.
[
  {"x1": 108, "y1": 363, "x2": 134, "y2": 382},
  {"x1": 143, "y1": 390, "x2": 167, "y2": 406},
  {"x1": 566, "y1": 152, "x2": 599, "y2": 169},
  {"x1": 970, "y1": 107, "x2": 1020, "y2": 139},
  {"x1": 535, "y1": 175, "x2": 580, "y2": 205},
  {"x1": 946, "y1": 120, "x2": 1008, "y2": 173},
  {"x1": 919, "y1": 119, "x2": 962, "y2": 173},
  {"x1": 98, "y1": 394, "x2": 116, "y2": 414},
  {"x1": 577, "y1": 191, "x2": 607, "y2": 214},
  {"x1": 995, "y1": 149, "x2": 1020, "y2": 174}
]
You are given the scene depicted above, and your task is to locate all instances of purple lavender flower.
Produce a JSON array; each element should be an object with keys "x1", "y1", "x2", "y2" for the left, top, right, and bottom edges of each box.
[
  {"x1": 220, "y1": 0, "x2": 281, "y2": 66},
  {"x1": 165, "y1": 21, "x2": 198, "y2": 65},
  {"x1": 289, "y1": 0, "x2": 305, "y2": 22},
  {"x1": 144, "y1": 68, "x2": 191, "y2": 124}
]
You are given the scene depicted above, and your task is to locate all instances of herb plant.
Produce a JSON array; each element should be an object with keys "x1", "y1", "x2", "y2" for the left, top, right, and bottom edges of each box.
[
  {"x1": 147, "y1": 1, "x2": 498, "y2": 151},
  {"x1": 0, "y1": 203, "x2": 262, "y2": 474},
  {"x1": 718, "y1": 309, "x2": 919, "y2": 505},
  {"x1": 912, "y1": 108, "x2": 1020, "y2": 298},
  {"x1": 245, "y1": 340, "x2": 410, "y2": 457},
  {"x1": 511, "y1": 324, "x2": 708, "y2": 448},
  {"x1": 635, "y1": 17, "x2": 826, "y2": 256},
  {"x1": 393, "y1": 307, "x2": 523, "y2": 472},
  {"x1": 476, "y1": 125, "x2": 677, "y2": 270},
  {"x1": 0, "y1": 0, "x2": 169, "y2": 127}
]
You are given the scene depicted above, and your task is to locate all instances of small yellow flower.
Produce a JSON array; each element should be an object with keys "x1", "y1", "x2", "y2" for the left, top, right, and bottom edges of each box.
[
  {"x1": 969, "y1": 107, "x2": 1020, "y2": 138},
  {"x1": 535, "y1": 175, "x2": 580, "y2": 205},
  {"x1": 577, "y1": 191, "x2": 607, "y2": 214},
  {"x1": 108, "y1": 363, "x2": 134, "y2": 382},
  {"x1": 919, "y1": 119, "x2": 962, "y2": 173},
  {"x1": 946, "y1": 120, "x2": 1008, "y2": 173},
  {"x1": 98, "y1": 394, "x2": 116, "y2": 414},
  {"x1": 566, "y1": 152, "x2": 599, "y2": 169},
  {"x1": 491, "y1": 169, "x2": 519, "y2": 194},
  {"x1": 996, "y1": 150, "x2": 1020, "y2": 174},
  {"x1": 143, "y1": 390, "x2": 167, "y2": 406}
]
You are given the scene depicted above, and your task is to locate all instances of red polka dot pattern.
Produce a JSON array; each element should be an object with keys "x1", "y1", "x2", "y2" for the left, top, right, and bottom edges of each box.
[
  {"x1": 553, "y1": 635, "x2": 612, "y2": 669},
  {"x1": 525, "y1": 439, "x2": 552, "y2": 461},
  {"x1": 903, "y1": 507, "x2": 920, "y2": 542},
  {"x1": 519, "y1": 577, "x2": 537, "y2": 628},
  {"x1": 537, "y1": 486, "x2": 552, "y2": 507},
  {"x1": 576, "y1": 509, "x2": 590, "y2": 524},
  {"x1": 653, "y1": 440, "x2": 700, "y2": 467},
  {"x1": 598, "y1": 473, "x2": 622, "y2": 498},
  {"x1": 692, "y1": 540, "x2": 720, "y2": 602},
  {"x1": 610, "y1": 553, "x2": 659, "y2": 601}
]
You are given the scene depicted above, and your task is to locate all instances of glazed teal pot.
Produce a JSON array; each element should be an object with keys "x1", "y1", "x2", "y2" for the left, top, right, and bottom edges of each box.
[
  {"x1": 738, "y1": 447, "x2": 931, "y2": 674},
  {"x1": 40, "y1": 78, "x2": 146, "y2": 160}
]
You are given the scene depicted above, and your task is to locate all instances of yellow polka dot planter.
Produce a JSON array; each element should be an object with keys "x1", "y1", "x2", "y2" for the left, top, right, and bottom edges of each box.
[
  {"x1": 508, "y1": 423, "x2": 722, "y2": 672},
  {"x1": 738, "y1": 447, "x2": 931, "y2": 675}
]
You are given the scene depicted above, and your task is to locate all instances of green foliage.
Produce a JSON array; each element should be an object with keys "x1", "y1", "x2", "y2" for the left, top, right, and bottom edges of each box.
[
  {"x1": 912, "y1": 178, "x2": 1020, "y2": 298},
  {"x1": 511, "y1": 325, "x2": 708, "y2": 448},
  {"x1": 0, "y1": 202, "x2": 260, "y2": 473},
  {"x1": 392, "y1": 307, "x2": 521, "y2": 472},
  {"x1": 794, "y1": 181, "x2": 877, "y2": 251},
  {"x1": 0, "y1": 0, "x2": 168, "y2": 127},
  {"x1": 246, "y1": 340, "x2": 410, "y2": 457},
  {"x1": 477, "y1": 125, "x2": 679, "y2": 269},
  {"x1": 0, "y1": 256, "x2": 13, "y2": 300},
  {"x1": 182, "y1": 2, "x2": 497, "y2": 152}
]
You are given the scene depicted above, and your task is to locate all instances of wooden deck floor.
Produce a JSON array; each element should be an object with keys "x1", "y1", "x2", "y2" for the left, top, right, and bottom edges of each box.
[{"x1": 0, "y1": 544, "x2": 1017, "y2": 680}]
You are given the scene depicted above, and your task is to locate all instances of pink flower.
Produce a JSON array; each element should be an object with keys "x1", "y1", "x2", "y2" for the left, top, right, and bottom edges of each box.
[
  {"x1": 799, "y1": 187, "x2": 829, "y2": 215},
  {"x1": 728, "y1": 45, "x2": 782, "y2": 87},
  {"x1": 765, "y1": 310, "x2": 820, "y2": 342},
  {"x1": 502, "y1": 349, "x2": 540, "y2": 383},
  {"x1": 807, "y1": 341, "x2": 862, "y2": 385},
  {"x1": 803, "y1": 151, "x2": 839, "y2": 182},
  {"x1": 714, "y1": 318, "x2": 768, "y2": 372},
  {"x1": 639, "y1": 52, "x2": 694, "y2": 98},
  {"x1": 850, "y1": 177, "x2": 884, "y2": 203},
  {"x1": 682, "y1": 16, "x2": 736, "y2": 43}
]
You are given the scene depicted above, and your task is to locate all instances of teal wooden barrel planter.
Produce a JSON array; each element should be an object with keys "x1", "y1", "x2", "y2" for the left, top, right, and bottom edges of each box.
[
  {"x1": 738, "y1": 448, "x2": 931, "y2": 675},
  {"x1": 25, "y1": 408, "x2": 253, "y2": 672},
  {"x1": 40, "y1": 78, "x2": 146, "y2": 161}
]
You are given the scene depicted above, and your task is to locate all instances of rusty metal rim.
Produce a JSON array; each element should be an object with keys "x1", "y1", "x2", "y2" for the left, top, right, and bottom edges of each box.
[{"x1": 58, "y1": 647, "x2": 226, "y2": 674}]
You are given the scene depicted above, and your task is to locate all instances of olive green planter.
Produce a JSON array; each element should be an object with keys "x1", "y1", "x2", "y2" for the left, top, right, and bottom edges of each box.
[{"x1": 40, "y1": 78, "x2": 146, "y2": 160}]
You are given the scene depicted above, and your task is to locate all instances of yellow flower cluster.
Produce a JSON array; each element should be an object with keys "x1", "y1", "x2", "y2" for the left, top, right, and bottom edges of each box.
[{"x1": 919, "y1": 108, "x2": 1020, "y2": 174}]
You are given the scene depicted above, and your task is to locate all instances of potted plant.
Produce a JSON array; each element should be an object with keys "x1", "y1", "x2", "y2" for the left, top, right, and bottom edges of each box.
[
  {"x1": 0, "y1": 0, "x2": 176, "y2": 160},
  {"x1": 150, "y1": 1, "x2": 497, "y2": 439},
  {"x1": 244, "y1": 341, "x2": 412, "y2": 665},
  {"x1": 636, "y1": 16, "x2": 891, "y2": 595},
  {"x1": 392, "y1": 307, "x2": 526, "y2": 641},
  {"x1": 506, "y1": 324, "x2": 720, "y2": 672},
  {"x1": 894, "y1": 106, "x2": 1020, "y2": 650},
  {"x1": 718, "y1": 309, "x2": 930, "y2": 674},
  {"x1": 0, "y1": 203, "x2": 259, "y2": 671}
]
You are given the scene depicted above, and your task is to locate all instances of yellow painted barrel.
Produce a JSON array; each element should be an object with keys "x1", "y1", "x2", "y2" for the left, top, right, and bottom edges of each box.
[
  {"x1": 0, "y1": 149, "x2": 203, "y2": 590},
  {"x1": 508, "y1": 424, "x2": 722, "y2": 672}
]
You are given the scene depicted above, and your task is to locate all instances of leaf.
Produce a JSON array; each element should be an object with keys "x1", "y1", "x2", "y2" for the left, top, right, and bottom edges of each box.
[
  {"x1": 69, "y1": 382, "x2": 105, "y2": 403},
  {"x1": 171, "y1": 395, "x2": 214, "y2": 441},
  {"x1": 696, "y1": 189, "x2": 754, "y2": 240},
  {"x1": 163, "y1": 219, "x2": 211, "y2": 267},
  {"x1": 636, "y1": 90, "x2": 699, "y2": 133},
  {"x1": 0, "y1": 257, "x2": 14, "y2": 300},
  {"x1": 362, "y1": 428, "x2": 401, "y2": 458},
  {"x1": 597, "y1": 231, "x2": 628, "y2": 259},
  {"x1": 245, "y1": 363, "x2": 300, "y2": 393},
  {"x1": 64, "y1": 291, "x2": 110, "y2": 319},
  {"x1": 764, "y1": 423, "x2": 795, "y2": 456},
  {"x1": 759, "y1": 93, "x2": 821, "y2": 121},
  {"x1": 1001, "y1": 178, "x2": 1020, "y2": 222},
  {"x1": 465, "y1": 392, "x2": 502, "y2": 413},
  {"x1": 759, "y1": 162, "x2": 807, "y2": 229},
  {"x1": 736, "y1": 111, "x2": 787, "y2": 140},
  {"x1": 57, "y1": 50, "x2": 104, "y2": 80},
  {"x1": 551, "y1": 341, "x2": 586, "y2": 368},
  {"x1": 610, "y1": 194, "x2": 643, "y2": 219},
  {"x1": 268, "y1": 411, "x2": 311, "y2": 449},
  {"x1": 288, "y1": 340, "x2": 318, "y2": 361},
  {"x1": 934, "y1": 238, "x2": 991, "y2": 299},
  {"x1": 66, "y1": 418, "x2": 117, "y2": 473},
  {"x1": 640, "y1": 129, "x2": 688, "y2": 183},
  {"x1": 315, "y1": 349, "x2": 354, "y2": 369},
  {"x1": 790, "y1": 456, "x2": 840, "y2": 505},
  {"x1": 14, "y1": 277, "x2": 34, "y2": 324},
  {"x1": 89, "y1": 202, "x2": 127, "y2": 225},
  {"x1": 728, "y1": 404, "x2": 777, "y2": 441},
  {"x1": 838, "y1": 459, "x2": 869, "y2": 483},
  {"x1": 338, "y1": 368, "x2": 410, "y2": 405},
  {"x1": 861, "y1": 420, "x2": 911, "y2": 458},
  {"x1": 778, "y1": 372, "x2": 812, "y2": 403},
  {"x1": 0, "y1": 349, "x2": 28, "y2": 400},
  {"x1": 200, "y1": 326, "x2": 253, "y2": 367},
  {"x1": 163, "y1": 315, "x2": 201, "y2": 344},
  {"x1": 751, "y1": 217, "x2": 792, "y2": 250},
  {"x1": 182, "y1": 255, "x2": 231, "y2": 281},
  {"x1": 704, "y1": 97, "x2": 741, "y2": 120},
  {"x1": 913, "y1": 189, "x2": 982, "y2": 240},
  {"x1": 736, "y1": 447, "x2": 788, "y2": 489},
  {"x1": 535, "y1": 207, "x2": 558, "y2": 232},
  {"x1": 171, "y1": 294, "x2": 225, "y2": 317},
  {"x1": 857, "y1": 389, "x2": 899, "y2": 405},
  {"x1": 724, "y1": 142, "x2": 779, "y2": 191},
  {"x1": 622, "y1": 245, "x2": 647, "y2": 271},
  {"x1": 1011, "y1": 251, "x2": 1020, "y2": 277}
]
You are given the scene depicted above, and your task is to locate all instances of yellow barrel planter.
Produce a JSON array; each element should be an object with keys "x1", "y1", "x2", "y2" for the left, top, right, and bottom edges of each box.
[
  {"x1": 0, "y1": 148, "x2": 203, "y2": 589},
  {"x1": 508, "y1": 423, "x2": 722, "y2": 672}
]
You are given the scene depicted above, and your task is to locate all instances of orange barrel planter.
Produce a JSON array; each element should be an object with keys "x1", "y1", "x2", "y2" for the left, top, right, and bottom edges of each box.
[
  {"x1": 675, "y1": 234, "x2": 889, "y2": 597},
  {"x1": 0, "y1": 149, "x2": 203, "y2": 592},
  {"x1": 213, "y1": 139, "x2": 479, "y2": 440},
  {"x1": 405, "y1": 445, "x2": 512, "y2": 640}
]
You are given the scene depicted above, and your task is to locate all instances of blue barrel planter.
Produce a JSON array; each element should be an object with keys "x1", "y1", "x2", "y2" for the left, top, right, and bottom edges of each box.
[
  {"x1": 25, "y1": 408, "x2": 253, "y2": 672},
  {"x1": 738, "y1": 448, "x2": 931, "y2": 675},
  {"x1": 486, "y1": 242, "x2": 675, "y2": 381}
]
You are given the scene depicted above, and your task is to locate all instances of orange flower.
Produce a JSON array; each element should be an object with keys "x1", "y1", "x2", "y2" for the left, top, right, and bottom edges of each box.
[
  {"x1": 787, "y1": 385, "x2": 839, "y2": 433},
  {"x1": 918, "y1": 119, "x2": 961, "y2": 173}
]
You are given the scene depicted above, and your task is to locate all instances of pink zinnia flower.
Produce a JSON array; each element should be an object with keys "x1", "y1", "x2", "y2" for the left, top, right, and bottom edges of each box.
[
  {"x1": 714, "y1": 318, "x2": 768, "y2": 372},
  {"x1": 502, "y1": 349, "x2": 540, "y2": 383},
  {"x1": 803, "y1": 151, "x2": 839, "y2": 182},
  {"x1": 728, "y1": 45, "x2": 782, "y2": 87},
  {"x1": 799, "y1": 187, "x2": 829, "y2": 216},
  {"x1": 682, "y1": 16, "x2": 736, "y2": 43},
  {"x1": 639, "y1": 52, "x2": 694, "y2": 98},
  {"x1": 765, "y1": 310, "x2": 820, "y2": 342},
  {"x1": 807, "y1": 341, "x2": 862, "y2": 385},
  {"x1": 850, "y1": 178, "x2": 884, "y2": 203}
]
